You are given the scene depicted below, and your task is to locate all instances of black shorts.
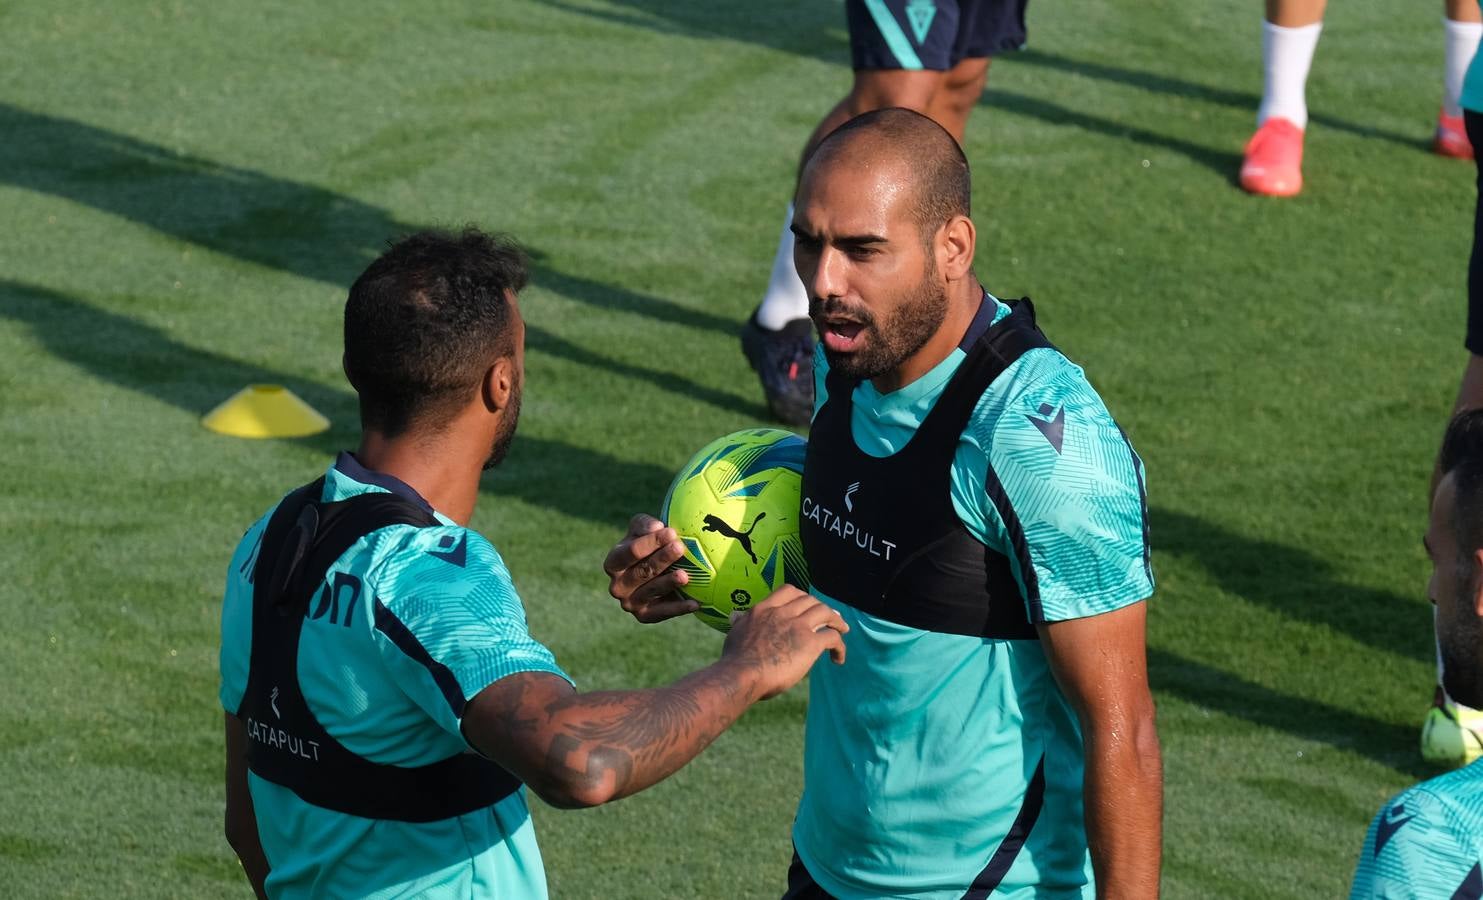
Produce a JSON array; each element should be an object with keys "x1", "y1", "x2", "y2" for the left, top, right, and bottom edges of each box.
[
  {"x1": 1468, "y1": 108, "x2": 1483, "y2": 355},
  {"x1": 846, "y1": 0, "x2": 1028, "y2": 71},
  {"x1": 780, "y1": 851, "x2": 835, "y2": 900}
]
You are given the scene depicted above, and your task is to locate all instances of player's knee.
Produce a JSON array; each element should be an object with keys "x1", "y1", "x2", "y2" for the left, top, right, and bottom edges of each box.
[
  {"x1": 937, "y1": 65, "x2": 987, "y2": 114},
  {"x1": 846, "y1": 73, "x2": 938, "y2": 117}
]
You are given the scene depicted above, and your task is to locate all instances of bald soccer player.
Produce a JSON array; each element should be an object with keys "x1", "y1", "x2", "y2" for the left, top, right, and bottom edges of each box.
[
  {"x1": 609, "y1": 109, "x2": 1162, "y2": 899},
  {"x1": 219, "y1": 228, "x2": 848, "y2": 899},
  {"x1": 744, "y1": 0, "x2": 1029, "y2": 426}
]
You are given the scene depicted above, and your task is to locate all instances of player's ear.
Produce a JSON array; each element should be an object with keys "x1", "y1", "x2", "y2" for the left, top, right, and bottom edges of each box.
[
  {"x1": 1471, "y1": 548, "x2": 1483, "y2": 617},
  {"x1": 937, "y1": 214, "x2": 975, "y2": 281},
  {"x1": 482, "y1": 357, "x2": 514, "y2": 413}
]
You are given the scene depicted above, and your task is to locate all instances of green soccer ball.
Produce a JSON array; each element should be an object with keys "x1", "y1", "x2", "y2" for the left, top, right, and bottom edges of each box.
[{"x1": 660, "y1": 428, "x2": 811, "y2": 632}]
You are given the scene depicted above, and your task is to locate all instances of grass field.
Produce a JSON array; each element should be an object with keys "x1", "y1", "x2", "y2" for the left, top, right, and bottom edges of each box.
[{"x1": 0, "y1": 1, "x2": 1473, "y2": 896}]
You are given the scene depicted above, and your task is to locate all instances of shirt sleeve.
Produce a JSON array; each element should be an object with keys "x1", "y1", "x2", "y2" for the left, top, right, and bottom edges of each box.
[
  {"x1": 1350, "y1": 787, "x2": 1483, "y2": 899},
  {"x1": 218, "y1": 513, "x2": 272, "y2": 714},
  {"x1": 367, "y1": 526, "x2": 571, "y2": 743},
  {"x1": 967, "y1": 348, "x2": 1153, "y2": 623}
]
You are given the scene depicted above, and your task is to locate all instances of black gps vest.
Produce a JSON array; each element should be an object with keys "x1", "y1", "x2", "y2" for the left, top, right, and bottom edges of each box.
[
  {"x1": 236, "y1": 477, "x2": 522, "y2": 822},
  {"x1": 799, "y1": 299, "x2": 1052, "y2": 639}
]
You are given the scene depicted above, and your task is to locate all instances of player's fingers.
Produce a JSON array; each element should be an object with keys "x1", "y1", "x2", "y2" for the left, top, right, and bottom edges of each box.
[
  {"x1": 610, "y1": 540, "x2": 686, "y2": 599},
  {"x1": 627, "y1": 513, "x2": 665, "y2": 538},
  {"x1": 821, "y1": 629, "x2": 847, "y2": 665},
  {"x1": 604, "y1": 527, "x2": 679, "y2": 581},
  {"x1": 633, "y1": 596, "x2": 700, "y2": 624},
  {"x1": 795, "y1": 602, "x2": 849, "y2": 635},
  {"x1": 756, "y1": 584, "x2": 809, "y2": 610},
  {"x1": 626, "y1": 569, "x2": 690, "y2": 607},
  {"x1": 771, "y1": 589, "x2": 828, "y2": 618}
]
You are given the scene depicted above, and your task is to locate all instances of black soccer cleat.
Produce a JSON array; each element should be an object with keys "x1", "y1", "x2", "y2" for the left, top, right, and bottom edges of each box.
[{"x1": 741, "y1": 313, "x2": 815, "y2": 428}]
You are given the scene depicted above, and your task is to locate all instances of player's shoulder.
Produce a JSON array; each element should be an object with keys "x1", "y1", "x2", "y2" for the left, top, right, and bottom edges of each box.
[
  {"x1": 225, "y1": 495, "x2": 290, "y2": 594},
  {"x1": 1369, "y1": 765, "x2": 1483, "y2": 860},
  {"x1": 1404, "y1": 760, "x2": 1483, "y2": 832},
  {"x1": 967, "y1": 345, "x2": 1133, "y2": 471},
  {"x1": 367, "y1": 522, "x2": 518, "y2": 617},
  {"x1": 370, "y1": 521, "x2": 507, "y2": 578}
]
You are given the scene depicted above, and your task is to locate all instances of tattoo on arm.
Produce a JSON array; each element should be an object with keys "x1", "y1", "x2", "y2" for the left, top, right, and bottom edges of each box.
[{"x1": 468, "y1": 665, "x2": 754, "y2": 806}]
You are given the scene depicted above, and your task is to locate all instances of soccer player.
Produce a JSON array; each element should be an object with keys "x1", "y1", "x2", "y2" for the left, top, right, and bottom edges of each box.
[
  {"x1": 218, "y1": 229, "x2": 848, "y2": 899},
  {"x1": 611, "y1": 109, "x2": 1162, "y2": 897},
  {"x1": 745, "y1": 0, "x2": 1028, "y2": 426},
  {"x1": 1241, "y1": 0, "x2": 1482, "y2": 197},
  {"x1": 1423, "y1": 27, "x2": 1483, "y2": 767},
  {"x1": 1352, "y1": 409, "x2": 1483, "y2": 897}
]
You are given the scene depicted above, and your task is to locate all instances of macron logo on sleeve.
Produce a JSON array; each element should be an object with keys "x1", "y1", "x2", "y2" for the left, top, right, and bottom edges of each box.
[
  {"x1": 1374, "y1": 803, "x2": 1417, "y2": 856},
  {"x1": 1025, "y1": 402, "x2": 1066, "y2": 454},
  {"x1": 426, "y1": 532, "x2": 468, "y2": 568}
]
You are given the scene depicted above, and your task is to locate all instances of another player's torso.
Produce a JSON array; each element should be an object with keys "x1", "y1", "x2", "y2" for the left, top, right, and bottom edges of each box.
[
  {"x1": 220, "y1": 461, "x2": 549, "y2": 900},
  {"x1": 793, "y1": 298, "x2": 1096, "y2": 899},
  {"x1": 1351, "y1": 760, "x2": 1483, "y2": 898}
]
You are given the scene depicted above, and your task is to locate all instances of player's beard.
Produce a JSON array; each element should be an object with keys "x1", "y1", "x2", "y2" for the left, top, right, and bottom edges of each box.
[
  {"x1": 483, "y1": 380, "x2": 522, "y2": 471},
  {"x1": 1440, "y1": 569, "x2": 1483, "y2": 709},
  {"x1": 812, "y1": 263, "x2": 948, "y2": 383}
]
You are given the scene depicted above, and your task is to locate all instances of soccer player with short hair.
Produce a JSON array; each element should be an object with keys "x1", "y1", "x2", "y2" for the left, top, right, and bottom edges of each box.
[
  {"x1": 1240, "y1": 0, "x2": 1481, "y2": 197},
  {"x1": 219, "y1": 228, "x2": 849, "y2": 899},
  {"x1": 745, "y1": 0, "x2": 1028, "y2": 427},
  {"x1": 1351, "y1": 408, "x2": 1483, "y2": 897},
  {"x1": 612, "y1": 109, "x2": 1162, "y2": 898}
]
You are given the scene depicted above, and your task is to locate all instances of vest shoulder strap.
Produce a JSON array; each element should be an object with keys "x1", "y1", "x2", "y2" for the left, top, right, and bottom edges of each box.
[{"x1": 240, "y1": 477, "x2": 522, "y2": 822}]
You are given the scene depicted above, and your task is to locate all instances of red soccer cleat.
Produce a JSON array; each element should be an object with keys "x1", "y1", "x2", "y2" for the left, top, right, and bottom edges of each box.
[
  {"x1": 1240, "y1": 117, "x2": 1305, "y2": 197},
  {"x1": 1435, "y1": 110, "x2": 1474, "y2": 160}
]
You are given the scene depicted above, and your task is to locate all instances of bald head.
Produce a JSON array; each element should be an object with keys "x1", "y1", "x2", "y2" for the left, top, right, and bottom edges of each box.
[{"x1": 800, "y1": 107, "x2": 971, "y2": 243}]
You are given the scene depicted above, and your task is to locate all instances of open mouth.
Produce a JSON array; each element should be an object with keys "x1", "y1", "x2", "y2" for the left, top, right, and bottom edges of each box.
[{"x1": 820, "y1": 319, "x2": 865, "y2": 353}]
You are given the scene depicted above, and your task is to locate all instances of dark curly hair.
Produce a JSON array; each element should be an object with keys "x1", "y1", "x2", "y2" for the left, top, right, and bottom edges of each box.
[{"x1": 343, "y1": 227, "x2": 527, "y2": 437}]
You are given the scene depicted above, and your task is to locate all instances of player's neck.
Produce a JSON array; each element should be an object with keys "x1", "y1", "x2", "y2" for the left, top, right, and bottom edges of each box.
[
  {"x1": 354, "y1": 432, "x2": 482, "y2": 526},
  {"x1": 870, "y1": 278, "x2": 983, "y2": 395}
]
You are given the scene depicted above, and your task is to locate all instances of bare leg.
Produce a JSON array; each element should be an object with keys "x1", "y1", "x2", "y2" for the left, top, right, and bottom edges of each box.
[
  {"x1": 1449, "y1": 0, "x2": 1482, "y2": 25},
  {"x1": 798, "y1": 69, "x2": 946, "y2": 169},
  {"x1": 925, "y1": 58, "x2": 991, "y2": 142},
  {"x1": 1265, "y1": 0, "x2": 1325, "y2": 28}
]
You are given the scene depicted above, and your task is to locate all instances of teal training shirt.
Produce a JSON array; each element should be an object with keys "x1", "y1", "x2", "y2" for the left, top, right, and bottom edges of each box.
[
  {"x1": 792, "y1": 294, "x2": 1154, "y2": 899},
  {"x1": 1350, "y1": 759, "x2": 1483, "y2": 899},
  {"x1": 219, "y1": 453, "x2": 571, "y2": 900},
  {"x1": 1464, "y1": 1, "x2": 1483, "y2": 113}
]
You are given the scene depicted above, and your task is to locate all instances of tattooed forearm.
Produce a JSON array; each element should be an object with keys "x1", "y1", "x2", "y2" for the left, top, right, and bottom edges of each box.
[
  {"x1": 542, "y1": 663, "x2": 755, "y2": 800},
  {"x1": 464, "y1": 660, "x2": 763, "y2": 808},
  {"x1": 557, "y1": 687, "x2": 704, "y2": 764}
]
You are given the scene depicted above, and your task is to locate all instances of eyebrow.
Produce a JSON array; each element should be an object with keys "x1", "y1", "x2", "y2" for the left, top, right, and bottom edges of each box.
[{"x1": 788, "y1": 224, "x2": 888, "y2": 247}]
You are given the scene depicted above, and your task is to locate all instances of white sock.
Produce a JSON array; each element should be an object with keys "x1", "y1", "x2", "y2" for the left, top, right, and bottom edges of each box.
[
  {"x1": 1258, "y1": 20, "x2": 1323, "y2": 129},
  {"x1": 1444, "y1": 16, "x2": 1482, "y2": 119},
  {"x1": 756, "y1": 202, "x2": 810, "y2": 331}
]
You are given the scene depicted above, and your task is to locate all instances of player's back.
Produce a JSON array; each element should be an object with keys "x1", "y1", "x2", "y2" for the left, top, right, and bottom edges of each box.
[
  {"x1": 219, "y1": 454, "x2": 568, "y2": 899},
  {"x1": 1351, "y1": 759, "x2": 1483, "y2": 898}
]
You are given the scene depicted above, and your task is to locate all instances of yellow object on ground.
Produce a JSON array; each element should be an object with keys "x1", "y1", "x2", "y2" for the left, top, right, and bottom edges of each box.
[{"x1": 202, "y1": 385, "x2": 330, "y2": 439}]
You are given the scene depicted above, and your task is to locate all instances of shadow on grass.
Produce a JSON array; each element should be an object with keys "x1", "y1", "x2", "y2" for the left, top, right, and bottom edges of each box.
[
  {"x1": 1015, "y1": 49, "x2": 1426, "y2": 152},
  {"x1": 0, "y1": 102, "x2": 744, "y2": 359},
  {"x1": 0, "y1": 280, "x2": 674, "y2": 528},
  {"x1": 1151, "y1": 507, "x2": 1430, "y2": 664},
  {"x1": 986, "y1": 89, "x2": 1244, "y2": 180},
  {"x1": 1149, "y1": 648, "x2": 1432, "y2": 780}
]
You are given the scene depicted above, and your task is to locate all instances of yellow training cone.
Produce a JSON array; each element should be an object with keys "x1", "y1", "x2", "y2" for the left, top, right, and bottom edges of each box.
[{"x1": 202, "y1": 384, "x2": 330, "y2": 439}]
